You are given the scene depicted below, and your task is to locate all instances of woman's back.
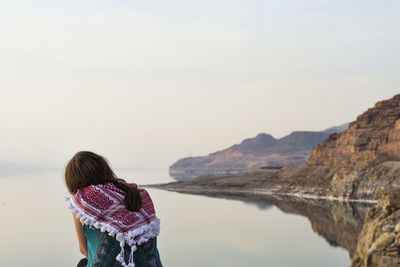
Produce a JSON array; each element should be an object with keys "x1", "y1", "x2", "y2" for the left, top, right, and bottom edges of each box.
[{"x1": 84, "y1": 225, "x2": 162, "y2": 267}]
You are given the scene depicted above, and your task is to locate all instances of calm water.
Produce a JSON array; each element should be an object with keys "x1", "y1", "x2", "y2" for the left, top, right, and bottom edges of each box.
[{"x1": 0, "y1": 169, "x2": 363, "y2": 267}]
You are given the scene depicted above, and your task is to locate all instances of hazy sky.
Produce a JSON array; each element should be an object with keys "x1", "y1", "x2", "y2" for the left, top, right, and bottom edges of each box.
[{"x1": 0, "y1": 0, "x2": 399, "y2": 168}]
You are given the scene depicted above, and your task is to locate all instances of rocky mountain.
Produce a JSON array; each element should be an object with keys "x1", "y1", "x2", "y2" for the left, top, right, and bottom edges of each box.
[{"x1": 170, "y1": 124, "x2": 348, "y2": 180}]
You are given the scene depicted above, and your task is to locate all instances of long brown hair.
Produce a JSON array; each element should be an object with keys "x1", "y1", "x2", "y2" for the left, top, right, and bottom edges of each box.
[{"x1": 65, "y1": 151, "x2": 142, "y2": 212}]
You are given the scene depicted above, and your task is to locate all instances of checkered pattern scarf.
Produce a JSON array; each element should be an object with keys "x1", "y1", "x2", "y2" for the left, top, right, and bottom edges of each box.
[{"x1": 66, "y1": 179, "x2": 160, "y2": 267}]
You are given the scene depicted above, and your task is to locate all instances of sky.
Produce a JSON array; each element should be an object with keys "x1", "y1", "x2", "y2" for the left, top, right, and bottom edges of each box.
[{"x1": 0, "y1": 0, "x2": 399, "y2": 169}]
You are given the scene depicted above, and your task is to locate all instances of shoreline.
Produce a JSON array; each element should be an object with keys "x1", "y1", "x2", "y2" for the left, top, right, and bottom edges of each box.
[{"x1": 144, "y1": 183, "x2": 378, "y2": 204}]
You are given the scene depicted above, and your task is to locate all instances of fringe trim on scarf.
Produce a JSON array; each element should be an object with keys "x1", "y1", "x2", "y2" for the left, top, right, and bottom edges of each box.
[{"x1": 66, "y1": 197, "x2": 160, "y2": 267}]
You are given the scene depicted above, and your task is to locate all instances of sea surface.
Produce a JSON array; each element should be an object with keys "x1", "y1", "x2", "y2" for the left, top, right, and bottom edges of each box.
[{"x1": 0, "y1": 169, "x2": 363, "y2": 267}]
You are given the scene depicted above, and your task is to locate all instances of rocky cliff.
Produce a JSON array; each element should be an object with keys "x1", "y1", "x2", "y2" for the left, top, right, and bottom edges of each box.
[
  {"x1": 308, "y1": 95, "x2": 400, "y2": 166},
  {"x1": 170, "y1": 125, "x2": 348, "y2": 180},
  {"x1": 302, "y1": 94, "x2": 400, "y2": 199},
  {"x1": 351, "y1": 187, "x2": 400, "y2": 267}
]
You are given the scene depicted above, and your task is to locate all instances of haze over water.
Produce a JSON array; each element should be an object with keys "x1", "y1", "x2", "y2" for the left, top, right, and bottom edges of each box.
[{"x1": 0, "y1": 169, "x2": 362, "y2": 267}]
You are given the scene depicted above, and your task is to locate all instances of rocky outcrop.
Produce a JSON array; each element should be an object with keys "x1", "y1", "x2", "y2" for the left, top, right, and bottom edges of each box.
[
  {"x1": 304, "y1": 94, "x2": 400, "y2": 199},
  {"x1": 170, "y1": 125, "x2": 348, "y2": 180},
  {"x1": 351, "y1": 187, "x2": 400, "y2": 267},
  {"x1": 309, "y1": 96, "x2": 400, "y2": 166}
]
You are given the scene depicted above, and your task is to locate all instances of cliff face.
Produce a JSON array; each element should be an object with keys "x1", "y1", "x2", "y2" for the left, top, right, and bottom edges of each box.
[
  {"x1": 170, "y1": 125, "x2": 348, "y2": 180},
  {"x1": 303, "y1": 94, "x2": 400, "y2": 199},
  {"x1": 308, "y1": 95, "x2": 400, "y2": 166},
  {"x1": 351, "y1": 188, "x2": 400, "y2": 267}
]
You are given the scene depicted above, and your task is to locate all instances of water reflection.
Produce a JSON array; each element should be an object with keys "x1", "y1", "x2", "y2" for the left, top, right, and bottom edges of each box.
[
  {"x1": 169, "y1": 169, "x2": 251, "y2": 181},
  {"x1": 244, "y1": 202, "x2": 273, "y2": 211},
  {"x1": 175, "y1": 190, "x2": 373, "y2": 258},
  {"x1": 0, "y1": 169, "x2": 364, "y2": 267}
]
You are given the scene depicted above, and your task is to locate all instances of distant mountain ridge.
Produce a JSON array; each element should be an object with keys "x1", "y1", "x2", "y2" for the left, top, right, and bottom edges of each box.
[{"x1": 169, "y1": 123, "x2": 348, "y2": 180}]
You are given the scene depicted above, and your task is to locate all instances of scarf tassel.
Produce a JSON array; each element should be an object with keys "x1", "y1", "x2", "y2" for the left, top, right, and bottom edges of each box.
[{"x1": 116, "y1": 242, "x2": 137, "y2": 267}]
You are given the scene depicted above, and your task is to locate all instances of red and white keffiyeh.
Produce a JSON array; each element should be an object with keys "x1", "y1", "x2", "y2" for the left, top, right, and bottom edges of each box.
[{"x1": 66, "y1": 179, "x2": 160, "y2": 267}]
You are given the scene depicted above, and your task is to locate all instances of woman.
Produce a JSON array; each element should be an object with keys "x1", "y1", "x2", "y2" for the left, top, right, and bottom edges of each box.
[{"x1": 65, "y1": 151, "x2": 163, "y2": 267}]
